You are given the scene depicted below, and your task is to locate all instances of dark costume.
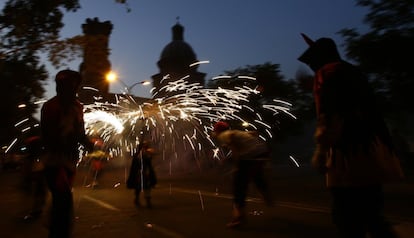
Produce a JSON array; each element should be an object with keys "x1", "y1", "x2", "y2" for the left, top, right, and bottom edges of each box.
[
  {"x1": 213, "y1": 121, "x2": 272, "y2": 228},
  {"x1": 41, "y1": 70, "x2": 92, "y2": 238},
  {"x1": 298, "y1": 34, "x2": 403, "y2": 238},
  {"x1": 127, "y1": 143, "x2": 157, "y2": 208}
]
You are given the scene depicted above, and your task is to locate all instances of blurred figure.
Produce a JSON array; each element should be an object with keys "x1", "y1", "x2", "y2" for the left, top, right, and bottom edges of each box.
[
  {"x1": 22, "y1": 135, "x2": 48, "y2": 221},
  {"x1": 85, "y1": 139, "x2": 108, "y2": 188},
  {"x1": 41, "y1": 69, "x2": 93, "y2": 238},
  {"x1": 211, "y1": 121, "x2": 273, "y2": 228},
  {"x1": 127, "y1": 141, "x2": 157, "y2": 208},
  {"x1": 298, "y1": 34, "x2": 403, "y2": 238},
  {"x1": 88, "y1": 150, "x2": 108, "y2": 188}
]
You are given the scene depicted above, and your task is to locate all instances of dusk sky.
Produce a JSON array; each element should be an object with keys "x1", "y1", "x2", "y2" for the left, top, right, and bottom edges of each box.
[{"x1": 36, "y1": 0, "x2": 368, "y2": 98}]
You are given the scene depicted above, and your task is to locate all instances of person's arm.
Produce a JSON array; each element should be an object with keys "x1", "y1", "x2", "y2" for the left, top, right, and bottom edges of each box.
[{"x1": 312, "y1": 64, "x2": 344, "y2": 173}]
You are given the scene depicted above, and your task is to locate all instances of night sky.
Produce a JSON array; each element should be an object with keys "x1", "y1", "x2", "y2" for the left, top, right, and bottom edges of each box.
[{"x1": 32, "y1": 0, "x2": 368, "y2": 98}]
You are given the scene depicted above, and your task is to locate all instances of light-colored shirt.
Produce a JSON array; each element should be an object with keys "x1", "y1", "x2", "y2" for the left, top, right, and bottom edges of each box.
[{"x1": 216, "y1": 130, "x2": 269, "y2": 161}]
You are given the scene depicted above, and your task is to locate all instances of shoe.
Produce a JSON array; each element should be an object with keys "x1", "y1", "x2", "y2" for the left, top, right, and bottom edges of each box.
[
  {"x1": 92, "y1": 181, "x2": 99, "y2": 188},
  {"x1": 23, "y1": 211, "x2": 42, "y2": 221},
  {"x1": 226, "y1": 216, "x2": 245, "y2": 228}
]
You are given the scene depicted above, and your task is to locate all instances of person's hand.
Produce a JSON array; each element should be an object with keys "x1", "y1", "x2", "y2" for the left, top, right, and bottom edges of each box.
[{"x1": 85, "y1": 138, "x2": 95, "y2": 152}]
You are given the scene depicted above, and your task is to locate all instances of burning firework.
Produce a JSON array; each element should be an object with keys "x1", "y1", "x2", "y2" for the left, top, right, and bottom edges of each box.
[
  {"x1": 5, "y1": 72, "x2": 295, "y2": 172},
  {"x1": 82, "y1": 74, "x2": 296, "y2": 170}
]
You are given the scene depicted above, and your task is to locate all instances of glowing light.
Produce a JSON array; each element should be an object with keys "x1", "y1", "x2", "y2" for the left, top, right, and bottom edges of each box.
[
  {"x1": 77, "y1": 71, "x2": 296, "y2": 166},
  {"x1": 105, "y1": 71, "x2": 118, "y2": 82},
  {"x1": 141, "y1": 80, "x2": 151, "y2": 86},
  {"x1": 84, "y1": 110, "x2": 124, "y2": 134}
]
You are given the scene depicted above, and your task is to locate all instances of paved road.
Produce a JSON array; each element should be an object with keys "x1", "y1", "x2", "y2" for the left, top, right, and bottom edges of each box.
[{"x1": 1, "y1": 162, "x2": 413, "y2": 238}]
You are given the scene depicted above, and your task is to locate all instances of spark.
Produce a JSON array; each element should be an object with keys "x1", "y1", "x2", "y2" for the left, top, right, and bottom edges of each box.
[
  {"x1": 211, "y1": 75, "x2": 231, "y2": 80},
  {"x1": 237, "y1": 75, "x2": 256, "y2": 80},
  {"x1": 5, "y1": 72, "x2": 295, "y2": 170},
  {"x1": 198, "y1": 190, "x2": 205, "y2": 211},
  {"x1": 14, "y1": 118, "x2": 29, "y2": 127},
  {"x1": 5, "y1": 138, "x2": 18, "y2": 153},
  {"x1": 84, "y1": 110, "x2": 124, "y2": 134},
  {"x1": 189, "y1": 60, "x2": 210, "y2": 67},
  {"x1": 21, "y1": 126, "x2": 32, "y2": 133},
  {"x1": 289, "y1": 155, "x2": 300, "y2": 167},
  {"x1": 34, "y1": 99, "x2": 47, "y2": 105}
]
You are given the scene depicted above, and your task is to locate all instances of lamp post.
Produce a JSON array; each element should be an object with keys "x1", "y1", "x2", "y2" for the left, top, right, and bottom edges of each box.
[{"x1": 105, "y1": 71, "x2": 151, "y2": 94}]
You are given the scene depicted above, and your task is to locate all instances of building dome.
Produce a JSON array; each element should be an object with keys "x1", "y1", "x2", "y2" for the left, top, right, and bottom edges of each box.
[
  {"x1": 152, "y1": 20, "x2": 205, "y2": 98},
  {"x1": 158, "y1": 23, "x2": 197, "y2": 69},
  {"x1": 160, "y1": 41, "x2": 196, "y2": 62}
]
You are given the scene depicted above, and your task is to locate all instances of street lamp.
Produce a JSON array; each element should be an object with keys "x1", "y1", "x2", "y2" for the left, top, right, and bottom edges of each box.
[{"x1": 105, "y1": 71, "x2": 151, "y2": 94}]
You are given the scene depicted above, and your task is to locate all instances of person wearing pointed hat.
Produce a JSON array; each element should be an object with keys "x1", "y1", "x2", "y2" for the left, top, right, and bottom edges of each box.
[
  {"x1": 298, "y1": 34, "x2": 403, "y2": 238},
  {"x1": 211, "y1": 121, "x2": 273, "y2": 228}
]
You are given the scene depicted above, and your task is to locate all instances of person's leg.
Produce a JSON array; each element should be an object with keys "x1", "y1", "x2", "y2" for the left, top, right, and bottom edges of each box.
[
  {"x1": 32, "y1": 172, "x2": 48, "y2": 216},
  {"x1": 227, "y1": 163, "x2": 249, "y2": 227},
  {"x1": 144, "y1": 188, "x2": 152, "y2": 208},
  {"x1": 364, "y1": 186, "x2": 399, "y2": 238},
  {"x1": 134, "y1": 188, "x2": 141, "y2": 207},
  {"x1": 331, "y1": 187, "x2": 366, "y2": 238},
  {"x1": 45, "y1": 167, "x2": 74, "y2": 238},
  {"x1": 252, "y1": 161, "x2": 273, "y2": 206}
]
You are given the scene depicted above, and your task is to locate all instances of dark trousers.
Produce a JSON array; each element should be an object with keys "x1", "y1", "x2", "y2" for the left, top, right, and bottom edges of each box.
[
  {"x1": 44, "y1": 166, "x2": 75, "y2": 238},
  {"x1": 330, "y1": 186, "x2": 398, "y2": 238},
  {"x1": 233, "y1": 160, "x2": 271, "y2": 209}
]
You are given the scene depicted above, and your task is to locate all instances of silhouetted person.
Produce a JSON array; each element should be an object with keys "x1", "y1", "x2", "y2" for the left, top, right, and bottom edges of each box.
[
  {"x1": 298, "y1": 34, "x2": 403, "y2": 238},
  {"x1": 127, "y1": 141, "x2": 157, "y2": 208},
  {"x1": 212, "y1": 121, "x2": 273, "y2": 228},
  {"x1": 41, "y1": 69, "x2": 93, "y2": 238}
]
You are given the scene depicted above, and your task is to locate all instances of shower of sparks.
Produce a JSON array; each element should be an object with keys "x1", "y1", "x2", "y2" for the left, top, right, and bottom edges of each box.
[
  {"x1": 5, "y1": 71, "x2": 295, "y2": 172},
  {"x1": 81, "y1": 76, "x2": 295, "y2": 166}
]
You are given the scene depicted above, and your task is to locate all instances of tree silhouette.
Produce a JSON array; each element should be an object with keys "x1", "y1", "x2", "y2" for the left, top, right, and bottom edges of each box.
[
  {"x1": 0, "y1": 0, "x2": 129, "y2": 145},
  {"x1": 207, "y1": 62, "x2": 307, "y2": 142},
  {"x1": 339, "y1": 0, "x2": 414, "y2": 133}
]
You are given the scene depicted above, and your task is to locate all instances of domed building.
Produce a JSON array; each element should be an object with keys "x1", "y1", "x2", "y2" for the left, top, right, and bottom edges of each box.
[{"x1": 151, "y1": 21, "x2": 206, "y2": 98}]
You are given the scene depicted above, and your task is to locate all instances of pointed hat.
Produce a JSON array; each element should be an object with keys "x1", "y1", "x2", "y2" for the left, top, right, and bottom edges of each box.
[{"x1": 300, "y1": 33, "x2": 314, "y2": 46}]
